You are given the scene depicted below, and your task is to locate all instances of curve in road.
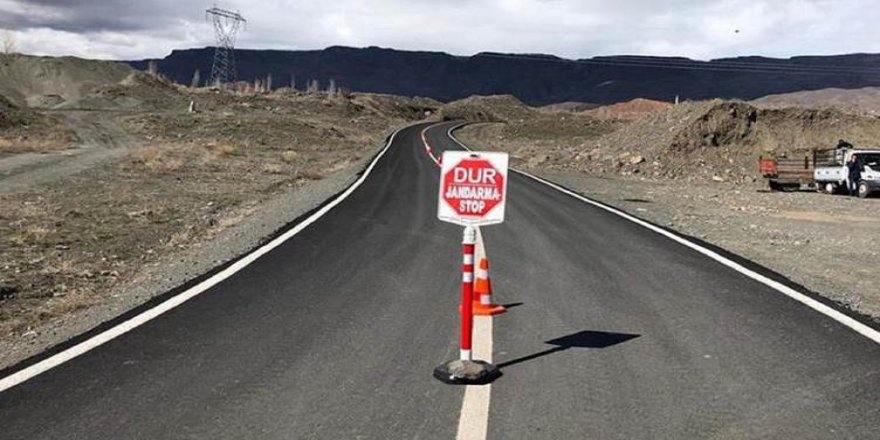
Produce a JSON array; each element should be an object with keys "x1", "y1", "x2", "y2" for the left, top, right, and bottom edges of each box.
[{"x1": 0, "y1": 122, "x2": 878, "y2": 440}]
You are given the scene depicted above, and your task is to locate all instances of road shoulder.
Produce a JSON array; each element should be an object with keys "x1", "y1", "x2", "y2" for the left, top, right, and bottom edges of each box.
[
  {"x1": 0, "y1": 133, "x2": 390, "y2": 371},
  {"x1": 456, "y1": 124, "x2": 880, "y2": 323}
]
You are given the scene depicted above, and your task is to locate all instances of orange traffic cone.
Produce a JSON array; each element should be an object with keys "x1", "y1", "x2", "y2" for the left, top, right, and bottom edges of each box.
[{"x1": 473, "y1": 258, "x2": 506, "y2": 316}]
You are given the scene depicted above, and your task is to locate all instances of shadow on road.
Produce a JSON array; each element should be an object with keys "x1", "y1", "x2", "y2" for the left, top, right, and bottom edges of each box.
[{"x1": 496, "y1": 330, "x2": 640, "y2": 369}]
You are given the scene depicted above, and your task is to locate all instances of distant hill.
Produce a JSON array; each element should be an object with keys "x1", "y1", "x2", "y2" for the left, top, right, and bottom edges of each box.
[
  {"x1": 585, "y1": 98, "x2": 673, "y2": 120},
  {"x1": 129, "y1": 46, "x2": 880, "y2": 105},
  {"x1": 753, "y1": 87, "x2": 880, "y2": 114}
]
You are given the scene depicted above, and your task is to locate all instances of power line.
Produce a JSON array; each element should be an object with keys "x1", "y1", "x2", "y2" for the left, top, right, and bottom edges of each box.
[
  {"x1": 598, "y1": 55, "x2": 880, "y2": 74},
  {"x1": 473, "y1": 52, "x2": 880, "y2": 78},
  {"x1": 478, "y1": 52, "x2": 880, "y2": 77}
]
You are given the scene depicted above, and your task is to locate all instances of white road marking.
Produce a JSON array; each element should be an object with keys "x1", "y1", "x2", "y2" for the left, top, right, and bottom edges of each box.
[
  {"x1": 421, "y1": 125, "x2": 494, "y2": 440},
  {"x1": 446, "y1": 124, "x2": 880, "y2": 346},
  {"x1": 457, "y1": 316, "x2": 493, "y2": 440},
  {"x1": 0, "y1": 124, "x2": 417, "y2": 394},
  {"x1": 421, "y1": 126, "x2": 442, "y2": 166},
  {"x1": 474, "y1": 227, "x2": 486, "y2": 264}
]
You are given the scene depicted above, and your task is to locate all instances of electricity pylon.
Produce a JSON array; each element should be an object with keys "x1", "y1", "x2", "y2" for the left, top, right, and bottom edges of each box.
[{"x1": 206, "y1": 6, "x2": 246, "y2": 86}]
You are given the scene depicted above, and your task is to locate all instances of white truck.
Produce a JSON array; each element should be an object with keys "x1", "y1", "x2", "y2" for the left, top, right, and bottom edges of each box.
[{"x1": 813, "y1": 148, "x2": 880, "y2": 198}]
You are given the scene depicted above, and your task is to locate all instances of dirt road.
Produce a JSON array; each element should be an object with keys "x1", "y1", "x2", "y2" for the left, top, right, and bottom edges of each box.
[{"x1": 0, "y1": 111, "x2": 141, "y2": 195}]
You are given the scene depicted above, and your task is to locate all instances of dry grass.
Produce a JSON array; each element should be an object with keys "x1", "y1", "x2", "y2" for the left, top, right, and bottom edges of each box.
[
  {"x1": 129, "y1": 141, "x2": 238, "y2": 172},
  {"x1": 1, "y1": 90, "x2": 428, "y2": 342},
  {"x1": 0, "y1": 137, "x2": 72, "y2": 155},
  {"x1": 130, "y1": 144, "x2": 185, "y2": 171},
  {"x1": 281, "y1": 150, "x2": 299, "y2": 163},
  {"x1": 297, "y1": 169, "x2": 325, "y2": 181},
  {"x1": 262, "y1": 163, "x2": 284, "y2": 174},
  {"x1": 0, "y1": 292, "x2": 95, "y2": 337},
  {"x1": 206, "y1": 141, "x2": 236, "y2": 156},
  {"x1": 164, "y1": 230, "x2": 192, "y2": 249}
]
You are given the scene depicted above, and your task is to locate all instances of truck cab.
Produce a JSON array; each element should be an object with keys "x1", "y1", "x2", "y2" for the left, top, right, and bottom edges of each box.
[
  {"x1": 855, "y1": 152, "x2": 880, "y2": 197},
  {"x1": 814, "y1": 148, "x2": 880, "y2": 197}
]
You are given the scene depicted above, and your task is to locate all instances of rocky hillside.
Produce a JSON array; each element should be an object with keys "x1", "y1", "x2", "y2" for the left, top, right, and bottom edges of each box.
[{"x1": 457, "y1": 98, "x2": 880, "y2": 183}]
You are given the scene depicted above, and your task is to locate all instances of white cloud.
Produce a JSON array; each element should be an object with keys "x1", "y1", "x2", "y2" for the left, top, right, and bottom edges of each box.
[
  {"x1": 2, "y1": 0, "x2": 880, "y2": 60},
  {"x1": 10, "y1": 26, "x2": 208, "y2": 60}
]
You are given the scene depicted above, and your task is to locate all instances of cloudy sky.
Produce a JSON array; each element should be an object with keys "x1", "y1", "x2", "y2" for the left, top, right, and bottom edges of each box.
[{"x1": 1, "y1": 0, "x2": 878, "y2": 61}]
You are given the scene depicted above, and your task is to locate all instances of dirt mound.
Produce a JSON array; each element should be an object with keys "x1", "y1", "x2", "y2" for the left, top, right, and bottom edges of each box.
[
  {"x1": 669, "y1": 101, "x2": 880, "y2": 152},
  {"x1": 349, "y1": 93, "x2": 441, "y2": 120},
  {"x1": 585, "y1": 98, "x2": 673, "y2": 120},
  {"x1": 462, "y1": 98, "x2": 880, "y2": 184},
  {"x1": 0, "y1": 54, "x2": 182, "y2": 111},
  {"x1": 57, "y1": 72, "x2": 183, "y2": 111},
  {"x1": 753, "y1": 87, "x2": 880, "y2": 115},
  {"x1": 669, "y1": 101, "x2": 759, "y2": 150},
  {"x1": 591, "y1": 100, "x2": 880, "y2": 181},
  {"x1": 0, "y1": 54, "x2": 131, "y2": 107},
  {"x1": 437, "y1": 95, "x2": 536, "y2": 122}
]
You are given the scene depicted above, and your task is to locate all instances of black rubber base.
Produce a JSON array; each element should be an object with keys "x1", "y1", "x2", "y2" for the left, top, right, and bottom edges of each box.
[{"x1": 433, "y1": 359, "x2": 502, "y2": 385}]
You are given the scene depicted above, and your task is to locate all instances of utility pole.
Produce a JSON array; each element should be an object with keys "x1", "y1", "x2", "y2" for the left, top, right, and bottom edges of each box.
[{"x1": 206, "y1": 6, "x2": 246, "y2": 86}]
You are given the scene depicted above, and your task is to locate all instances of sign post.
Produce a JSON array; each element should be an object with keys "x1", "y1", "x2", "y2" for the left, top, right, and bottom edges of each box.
[{"x1": 434, "y1": 151, "x2": 508, "y2": 385}]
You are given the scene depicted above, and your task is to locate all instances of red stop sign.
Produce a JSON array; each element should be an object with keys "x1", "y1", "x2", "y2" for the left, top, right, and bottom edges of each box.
[{"x1": 442, "y1": 158, "x2": 505, "y2": 218}]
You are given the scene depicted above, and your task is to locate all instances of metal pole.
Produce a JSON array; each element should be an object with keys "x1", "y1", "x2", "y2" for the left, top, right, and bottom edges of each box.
[{"x1": 460, "y1": 225, "x2": 476, "y2": 361}]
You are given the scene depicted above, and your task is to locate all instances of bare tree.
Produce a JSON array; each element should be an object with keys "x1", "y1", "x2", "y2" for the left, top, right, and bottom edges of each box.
[
  {"x1": 191, "y1": 69, "x2": 201, "y2": 88},
  {"x1": 266, "y1": 74, "x2": 273, "y2": 91},
  {"x1": 306, "y1": 79, "x2": 320, "y2": 93},
  {"x1": 147, "y1": 60, "x2": 158, "y2": 76},
  {"x1": 1, "y1": 30, "x2": 16, "y2": 54},
  {"x1": 327, "y1": 78, "x2": 337, "y2": 97},
  {"x1": 254, "y1": 78, "x2": 263, "y2": 93},
  {"x1": 290, "y1": 74, "x2": 296, "y2": 90}
]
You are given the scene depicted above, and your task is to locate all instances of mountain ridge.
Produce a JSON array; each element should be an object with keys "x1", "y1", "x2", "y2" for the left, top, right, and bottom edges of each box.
[{"x1": 128, "y1": 46, "x2": 880, "y2": 105}]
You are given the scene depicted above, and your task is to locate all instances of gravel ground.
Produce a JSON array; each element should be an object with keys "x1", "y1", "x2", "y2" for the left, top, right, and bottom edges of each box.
[{"x1": 529, "y1": 169, "x2": 880, "y2": 322}]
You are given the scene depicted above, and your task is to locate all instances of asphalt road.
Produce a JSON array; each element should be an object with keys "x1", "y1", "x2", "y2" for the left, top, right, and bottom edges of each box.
[{"x1": 1, "y1": 122, "x2": 879, "y2": 439}]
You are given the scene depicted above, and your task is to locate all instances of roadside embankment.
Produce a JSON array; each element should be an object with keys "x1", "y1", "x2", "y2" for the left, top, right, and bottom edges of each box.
[
  {"x1": 0, "y1": 57, "x2": 437, "y2": 368},
  {"x1": 457, "y1": 121, "x2": 880, "y2": 322}
]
